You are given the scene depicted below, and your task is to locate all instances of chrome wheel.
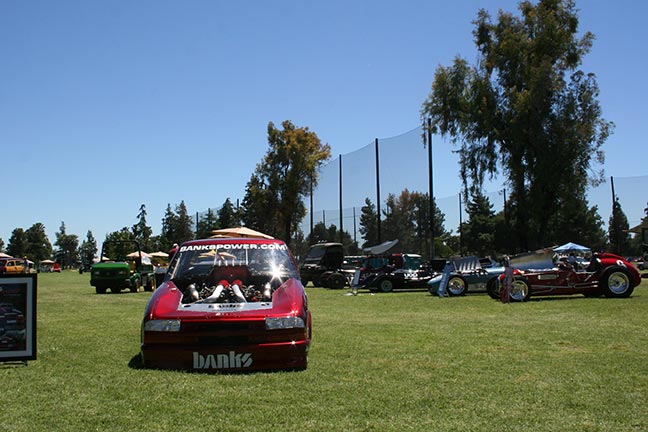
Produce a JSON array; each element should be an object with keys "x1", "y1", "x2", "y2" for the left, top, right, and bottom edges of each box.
[
  {"x1": 603, "y1": 270, "x2": 632, "y2": 297},
  {"x1": 509, "y1": 279, "x2": 530, "y2": 302},
  {"x1": 447, "y1": 276, "x2": 467, "y2": 296},
  {"x1": 608, "y1": 271, "x2": 630, "y2": 294}
]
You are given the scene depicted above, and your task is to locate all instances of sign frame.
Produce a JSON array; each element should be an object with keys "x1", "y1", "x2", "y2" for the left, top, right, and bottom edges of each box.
[{"x1": 0, "y1": 273, "x2": 37, "y2": 362}]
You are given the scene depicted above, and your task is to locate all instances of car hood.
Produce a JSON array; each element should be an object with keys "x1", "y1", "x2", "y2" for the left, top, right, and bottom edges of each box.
[{"x1": 144, "y1": 278, "x2": 306, "y2": 320}]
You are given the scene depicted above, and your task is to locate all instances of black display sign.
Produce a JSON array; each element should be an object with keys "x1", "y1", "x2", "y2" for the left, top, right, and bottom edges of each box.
[{"x1": 0, "y1": 274, "x2": 37, "y2": 362}]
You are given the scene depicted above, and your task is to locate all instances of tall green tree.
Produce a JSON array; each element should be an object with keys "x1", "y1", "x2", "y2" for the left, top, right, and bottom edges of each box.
[
  {"x1": 359, "y1": 198, "x2": 379, "y2": 248},
  {"x1": 132, "y1": 204, "x2": 153, "y2": 251},
  {"x1": 25, "y1": 223, "x2": 53, "y2": 262},
  {"x1": 0, "y1": 238, "x2": 5, "y2": 253},
  {"x1": 629, "y1": 202, "x2": 648, "y2": 257},
  {"x1": 54, "y1": 222, "x2": 79, "y2": 268},
  {"x1": 306, "y1": 222, "x2": 359, "y2": 255},
  {"x1": 160, "y1": 203, "x2": 177, "y2": 250},
  {"x1": 307, "y1": 222, "x2": 332, "y2": 245},
  {"x1": 421, "y1": 0, "x2": 611, "y2": 251},
  {"x1": 411, "y1": 190, "x2": 448, "y2": 258},
  {"x1": 382, "y1": 193, "x2": 415, "y2": 249},
  {"x1": 104, "y1": 228, "x2": 133, "y2": 243},
  {"x1": 159, "y1": 202, "x2": 193, "y2": 249},
  {"x1": 539, "y1": 195, "x2": 606, "y2": 251},
  {"x1": 240, "y1": 173, "x2": 273, "y2": 235},
  {"x1": 196, "y1": 208, "x2": 219, "y2": 239},
  {"x1": 460, "y1": 191, "x2": 497, "y2": 257},
  {"x1": 217, "y1": 198, "x2": 239, "y2": 229},
  {"x1": 103, "y1": 227, "x2": 136, "y2": 259},
  {"x1": 240, "y1": 120, "x2": 331, "y2": 245},
  {"x1": 381, "y1": 190, "x2": 447, "y2": 260},
  {"x1": 78, "y1": 230, "x2": 98, "y2": 270},
  {"x1": 608, "y1": 197, "x2": 630, "y2": 255},
  {"x1": 174, "y1": 201, "x2": 194, "y2": 245},
  {"x1": 7, "y1": 228, "x2": 28, "y2": 258}
]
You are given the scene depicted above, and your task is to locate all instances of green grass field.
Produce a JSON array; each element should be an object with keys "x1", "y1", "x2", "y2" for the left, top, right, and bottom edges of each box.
[{"x1": 2, "y1": 272, "x2": 647, "y2": 431}]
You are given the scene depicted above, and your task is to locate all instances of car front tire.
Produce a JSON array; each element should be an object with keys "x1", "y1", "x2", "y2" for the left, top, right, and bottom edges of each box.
[
  {"x1": 601, "y1": 268, "x2": 634, "y2": 298},
  {"x1": 377, "y1": 278, "x2": 394, "y2": 293},
  {"x1": 447, "y1": 276, "x2": 467, "y2": 296},
  {"x1": 145, "y1": 277, "x2": 155, "y2": 292},
  {"x1": 328, "y1": 273, "x2": 346, "y2": 290}
]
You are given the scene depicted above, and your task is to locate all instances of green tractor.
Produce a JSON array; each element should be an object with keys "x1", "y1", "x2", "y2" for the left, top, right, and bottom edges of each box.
[{"x1": 90, "y1": 240, "x2": 155, "y2": 294}]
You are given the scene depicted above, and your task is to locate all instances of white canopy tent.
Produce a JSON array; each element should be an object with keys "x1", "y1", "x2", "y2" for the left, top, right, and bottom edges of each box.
[{"x1": 553, "y1": 242, "x2": 590, "y2": 253}]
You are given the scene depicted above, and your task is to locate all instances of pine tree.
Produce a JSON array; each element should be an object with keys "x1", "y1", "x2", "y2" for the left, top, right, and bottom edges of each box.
[
  {"x1": 7, "y1": 228, "x2": 28, "y2": 258},
  {"x1": 132, "y1": 204, "x2": 153, "y2": 250},
  {"x1": 608, "y1": 197, "x2": 630, "y2": 255},
  {"x1": 25, "y1": 223, "x2": 53, "y2": 262},
  {"x1": 359, "y1": 198, "x2": 379, "y2": 248},
  {"x1": 79, "y1": 231, "x2": 98, "y2": 271}
]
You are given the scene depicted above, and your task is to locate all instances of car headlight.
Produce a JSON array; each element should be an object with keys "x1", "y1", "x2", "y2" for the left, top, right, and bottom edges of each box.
[
  {"x1": 144, "y1": 319, "x2": 181, "y2": 332},
  {"x1": 265, "y1": 316, "x2": 305, "y2": 330}
]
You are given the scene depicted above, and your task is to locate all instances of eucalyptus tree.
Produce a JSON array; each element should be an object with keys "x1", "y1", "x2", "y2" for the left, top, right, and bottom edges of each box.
[
  {"x1": 421, "y1": 0, "x2": 611, "y2": 251},
  {"x1": 240, "y1": 120, "x2": 331, "y2": 245}
]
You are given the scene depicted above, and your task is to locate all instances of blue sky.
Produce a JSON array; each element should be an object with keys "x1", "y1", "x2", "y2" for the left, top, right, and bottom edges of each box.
[{"x1": 1, "y1": 1, "x2": 647, "y2": 248}]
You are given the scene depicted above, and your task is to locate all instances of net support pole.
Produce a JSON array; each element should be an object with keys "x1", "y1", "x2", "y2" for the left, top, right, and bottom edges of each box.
[
  {"x1": 339, "y1": 154, "x2": 343, "y2": 243},
  {"x1": 375, "y1": 138, "x2": 381, "y2": 244},
  {"x1": 427, "y1": 118, "x2": 435, "y2": 259},
  {"x1": 309, "y1": 177, "x2": 313, "y2": 235}
]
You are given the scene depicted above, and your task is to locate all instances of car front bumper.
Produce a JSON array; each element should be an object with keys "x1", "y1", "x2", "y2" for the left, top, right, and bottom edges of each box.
[{"x1": 141, "y1": 339, "x2": 309, "y2": 371}]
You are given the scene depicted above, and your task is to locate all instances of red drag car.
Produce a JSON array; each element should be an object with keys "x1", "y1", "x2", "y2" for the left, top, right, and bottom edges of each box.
[
  {"x1": 490, "y1": 250, "x2": 641, "y2": 301},
  {"x1": 140, "y1": 237, "x2": 312, "y2": 372}
]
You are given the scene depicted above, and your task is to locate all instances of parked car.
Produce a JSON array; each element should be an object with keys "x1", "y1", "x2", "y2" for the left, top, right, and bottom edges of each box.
[
  {"x1": 140, "y1": 237, "x2": 312, "y2": 372},
  {"x1": 352, "y1": 253, "x2": 434, "y2": 292},
  {"x1": 489, "y1": 250, "x2": 641, "y2": 301},
  {"x1": 0, "y1": 258, "x2": 26, "y2": 274},
  {"x1": 427, "y1": 256, "x2": 505, "y2": 296}
]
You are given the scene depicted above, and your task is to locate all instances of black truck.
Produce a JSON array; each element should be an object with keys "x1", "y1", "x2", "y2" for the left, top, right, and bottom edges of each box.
[{"x1": 299, "y1": 242, "x2": 349, "y2": 289}]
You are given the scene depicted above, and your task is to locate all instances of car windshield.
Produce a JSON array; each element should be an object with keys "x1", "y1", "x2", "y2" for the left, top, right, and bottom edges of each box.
[
  {"x1": 305, "y1": 246, "x2": 326, "y2": 259},
  {"x1": 168, "y1": 241, "x2": 300, "y2": 304}
]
